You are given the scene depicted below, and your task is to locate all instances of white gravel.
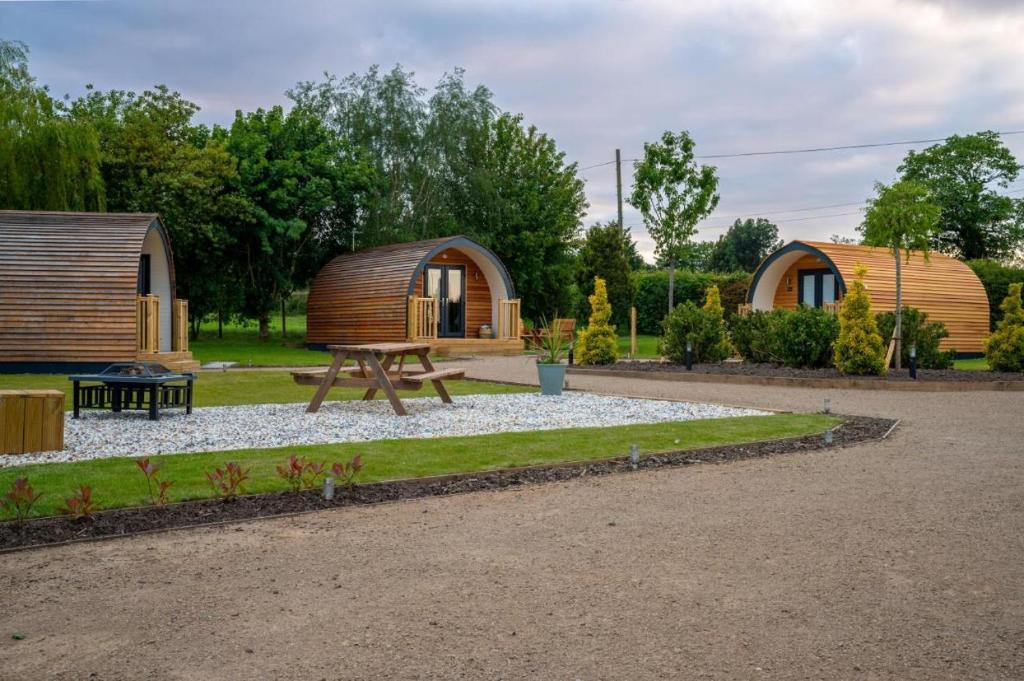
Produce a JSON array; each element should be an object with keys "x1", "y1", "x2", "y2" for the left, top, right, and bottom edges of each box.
[{"x1": 0, "y1": 393, "x2": 770, "y2": 467}]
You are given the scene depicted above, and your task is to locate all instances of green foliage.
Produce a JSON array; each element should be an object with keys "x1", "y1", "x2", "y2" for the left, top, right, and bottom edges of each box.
[
  {"x1": 985, "y1": 283, "x2": 1024, "y2": 372},
  {"x1": 966, "y1": 259, "x2": 1024, "y2": 330},
  {"x1": 533, "y1": 315, "x2": 571, "y2": 364},
  {"x1": 708, "y1": 218, "x2": 783, "y2": 273},
  {"x1": 576, "y1": 278, "x2": 619, "y2": 365},
  {"x1": 834, "y1": 265, "x2": 886, "y2": 375},
  {"x1": 728, "y1": 310, "x2": 786, "y2": 364},
  {"x1": 0, "y1": 40, "x2": 105, "y2": 211},
  {"x1": 875, "y1": 307, "x2": 955, "y2": 369},
  {"x1": 728, "y1": 308, "x2": 838, "y2": 368},
  {"x1": 632, "y1": 269, "x2": 749, "y2": 334},
  {"x1": 660, "y1": 294, "x2": 731, "y2": 364},
  {"x1": 576, "y1": 222, "x2": 637, "y2": 327},
  {"x1": 898, "y1": 131, "x2": 1024, "y2": 260}
]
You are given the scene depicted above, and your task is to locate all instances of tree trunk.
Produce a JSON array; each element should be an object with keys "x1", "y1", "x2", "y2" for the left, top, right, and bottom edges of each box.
[
  {"x1": 281, "y1": 298, "x2": 287, "y2": 338},
  {"x1": 894, "y1": 248, "x2": 902, "y2": 371},
  {"x1": 668, "y1": 259, "x2": 676, "y2": 315},
  {"x1": 258, "y1": 314, "x2": 270, "y2": 341},
  {"x1": 217, "y1": 310, "x2": 223, "y2": 339}
]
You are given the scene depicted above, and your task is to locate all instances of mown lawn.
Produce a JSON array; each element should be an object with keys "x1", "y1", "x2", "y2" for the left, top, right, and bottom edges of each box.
[
  {"x1": 617, "y1": 334, "x2": 660, "y2": 359},
  {"x1": 0, "y1": 371, "x2": 531, "y2": 409},
  {"x1": 953, "y1": 357, "x2": 990, "y2": 371},
  {"x1": 191, "y1": 314, "x2": 328, "y2": 366},
  {"x1": 0, "y1": 413, "x2": 839, "y2": 519}
]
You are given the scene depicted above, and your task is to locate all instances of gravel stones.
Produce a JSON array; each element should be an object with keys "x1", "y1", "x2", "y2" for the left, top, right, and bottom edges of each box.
[{"x1": 1, "y1": 393, "x2": 769, "y2": 467}]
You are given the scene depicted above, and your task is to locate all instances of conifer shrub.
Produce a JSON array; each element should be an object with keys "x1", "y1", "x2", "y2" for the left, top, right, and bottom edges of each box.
[
  {"x1": 662, "y1": 285, "x2": 732, "y2": 363},
  {"x1": 576, "y1": 277, "x2": 619, "y2": 365},
  {"x1": 985, "y1": 282, "x2": 1024, "y2": 372},
  {"x1": 875, "y1": 307, "x2": 955, "y2": 369},
  {"x1": 834, "y1": 264, "x2": 886, "y2": 375}
]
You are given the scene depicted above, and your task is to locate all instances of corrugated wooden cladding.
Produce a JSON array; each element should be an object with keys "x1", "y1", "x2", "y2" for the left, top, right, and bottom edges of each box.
[
  {"x1": 763, "y1": 241, "x2": 990, "y2": 353},
  {"x1": 307, "y1": 236, "x2": 512, "y2": 346},
  {"x1": 0, "y1": 211, "x2": 168, "y2": 363}
]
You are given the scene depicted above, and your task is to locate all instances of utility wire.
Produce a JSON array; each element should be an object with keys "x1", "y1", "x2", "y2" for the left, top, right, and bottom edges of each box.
[{"x1": 580, "y1": 129, "x2": 1024, "y2": 170}]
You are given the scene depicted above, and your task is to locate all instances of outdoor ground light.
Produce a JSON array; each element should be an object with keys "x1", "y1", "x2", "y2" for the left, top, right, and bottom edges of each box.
[
  {"x1": 909, "y1": 344, "x2": 918, "y2": 380},
  {"x1": 629, "y1": 444, "x2": 640, "y2": 468},
  {"x1": 823, "y1": 397, "x2": 831, "y2": 414},
  {"x1": 685, "y1": 340, "x2": 693, "y2": 371},
  {"x1": 323, "y1": 477, "x2": 335, "y2": 500},
  {"x1": 824, "y1": 428, "x2": 833, "y2": 446}
]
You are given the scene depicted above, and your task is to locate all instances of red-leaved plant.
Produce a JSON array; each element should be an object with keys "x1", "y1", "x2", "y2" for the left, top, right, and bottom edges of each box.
[
  {"x1": 275, "y1": 455, "x2": 327, "y2": 492},
  {"x1": 2, "y1": 477, "x2": 43, "y2": 523},
  {"x1": 206, "y1": 462, "x2": 249, "y2": 501},
  {"x1": 331, "y1": 455, "x2": 364, "y2": 492},
  {"x1": 61, "y1": 485, "x2": 97, "y2": 520},
  {"x1": 136, "y1": 456, "x2": 173, "y2": 506}
]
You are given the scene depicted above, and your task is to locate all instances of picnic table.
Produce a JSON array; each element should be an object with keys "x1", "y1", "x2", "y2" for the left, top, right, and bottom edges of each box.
[{"x1": 292, "y1": 342, "x2": 465, "y2": 416}]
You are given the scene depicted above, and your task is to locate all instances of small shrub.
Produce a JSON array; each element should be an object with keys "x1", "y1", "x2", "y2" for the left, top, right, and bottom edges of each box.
[
  {"x1": 61, "y1": 486, "x2": 97, "y2": 520},
  {"x1": 276, "y1": 455, "x2": 328, "y2": 492},
  {"x1": 331, "y1": 455, "x2": 364, "y2": 491},
  {"x1": 834, "y1": 264, "x2": 886, "y2": 375},
  {"x1": 136, "y1": 456, "x2": 173, "y2": 506},
  {"x1": 777, "y1": 305, "x2": 840, "y2": 369},
  {"x1": 661, "y1": 300, "x2": 732, "y2": 364},
  {"x1": 728, "y1": 310, "x2": 786, "y2": 364},
  {"x1": 576, "y1": 277, "x2": 619, "y2": 365},
  {"x1": 985, "y1": 282, "x2": 1024, "y2": 372},
  {"x1": 875, "y1": 307, "x2": 955, "y2": 369},
  {"x1": 2, "y1": 477, "x2": 43, "y2": 523},
  {"x1": 206, "y1": 462, "x2": 250, "y2": 501}
]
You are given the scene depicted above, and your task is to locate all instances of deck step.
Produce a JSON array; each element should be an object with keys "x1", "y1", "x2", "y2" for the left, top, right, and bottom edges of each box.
[{"x1": 403, "y1": 368, "x2": 465, "y2": 383}]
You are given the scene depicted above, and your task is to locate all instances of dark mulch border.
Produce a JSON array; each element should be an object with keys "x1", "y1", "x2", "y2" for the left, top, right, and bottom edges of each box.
[
  {"x1": 591, "y1": 361, "x2": 1024, "y2": 383},
  {"x1": 0, "y1": 415, "x2": 895, "y2": 552}
]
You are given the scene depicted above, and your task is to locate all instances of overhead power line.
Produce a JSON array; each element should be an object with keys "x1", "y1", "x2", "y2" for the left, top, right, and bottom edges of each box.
[{"x1": 580, "y1": 129, "x2": 1024, "y2": 170}]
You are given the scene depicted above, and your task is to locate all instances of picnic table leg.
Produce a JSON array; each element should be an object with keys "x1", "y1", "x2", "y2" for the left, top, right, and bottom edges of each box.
[
  {"x1": 365, "y1": 352, "x2": 407, "y2": 416},
  {"x1": 307, "y1": 351, "x2": 348, "y2": 413},
  {"x1": 362, "y1": 353, "x2": 396, "y2": 401},
  {"x1": 418, "y1": 351, "x2": 453, "y2": 404}
]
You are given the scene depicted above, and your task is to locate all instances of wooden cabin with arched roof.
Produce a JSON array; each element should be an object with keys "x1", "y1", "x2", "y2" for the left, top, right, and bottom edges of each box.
[
  {"x1": 0, "y1": 211, "x2": 197, "y2": 373},
  {"x1": 744, "y1": 240, "x2": 990, "y2": 355},
  {"x1": 306, "y1": 236, "x2": 523, "y2": 355}
]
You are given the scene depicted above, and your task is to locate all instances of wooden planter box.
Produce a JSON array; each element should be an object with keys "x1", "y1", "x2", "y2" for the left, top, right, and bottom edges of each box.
[{"x1": 0, "y1": 390, "x2": 65, "y2": 455}]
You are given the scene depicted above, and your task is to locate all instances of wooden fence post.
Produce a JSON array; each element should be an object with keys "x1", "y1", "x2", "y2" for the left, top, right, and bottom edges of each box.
[{"x1": 630, "y1": 306, "x2": 637, "y2": 358}]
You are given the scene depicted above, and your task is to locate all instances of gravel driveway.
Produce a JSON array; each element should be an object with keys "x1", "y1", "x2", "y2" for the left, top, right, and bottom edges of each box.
[{"x1": 1, "y1": 357, "x2": 1021, "y2": 680}]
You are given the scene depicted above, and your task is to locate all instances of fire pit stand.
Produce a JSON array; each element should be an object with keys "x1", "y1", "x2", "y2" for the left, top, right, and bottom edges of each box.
[{"x1": 68, "y1": 363, "x2": 196, "y2": 421}]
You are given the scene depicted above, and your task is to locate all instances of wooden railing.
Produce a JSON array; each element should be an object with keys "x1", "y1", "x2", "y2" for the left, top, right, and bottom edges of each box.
[
  {"x1": 823, "y1": 301, "x2": 840, "y2": 315},
  {"x1": 136, "y1": 295, "x2": 160, "y2": 353},
  {"x1": 736, "y1": 303, "x2": 752, "y2": 316},
  {"x1": 407, "y1": 296, "x2": 438, "y2": 340},
  {"x1": 497, "y1": 299, "x2": 521, "y2": 339},
  {"x1": 172, "y1": 299, "x2": 189, "y2": 352}
]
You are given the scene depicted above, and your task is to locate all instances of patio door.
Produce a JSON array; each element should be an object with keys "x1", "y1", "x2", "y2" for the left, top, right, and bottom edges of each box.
[
  {"x1": 424, "y1": 264, "x2": 465, "y2": 337},
  {"x1": 798, "y1": 268, "x2": 837, "y2": 308}
]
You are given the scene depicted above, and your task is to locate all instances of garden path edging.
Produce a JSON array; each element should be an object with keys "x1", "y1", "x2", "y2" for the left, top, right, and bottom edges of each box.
[{"x1": 567, "y1": 366, "x2": 1024, "y2": 392}]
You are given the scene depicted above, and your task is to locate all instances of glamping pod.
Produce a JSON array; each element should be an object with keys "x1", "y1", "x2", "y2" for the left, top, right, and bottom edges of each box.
[
  {"x1": 746, "y1": 240, "x2": 990, "y2": 355},
  {"x1": 0, "y1": 211, "x2": 197, "y2": 373},
  {"x1": 307, "y1": 236, "x2": 523, "y2": 355}
]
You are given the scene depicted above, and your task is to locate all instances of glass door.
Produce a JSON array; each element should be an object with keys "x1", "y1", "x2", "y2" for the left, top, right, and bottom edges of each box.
[
  {"x1": 424, "y1": 265, "x2": 466, "y2": 337},
  {"x1": 798, "y1": 269, "x2": 837, "y2": 308}
]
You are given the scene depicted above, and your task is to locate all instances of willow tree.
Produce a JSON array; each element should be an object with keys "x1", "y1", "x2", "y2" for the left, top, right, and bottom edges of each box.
[
  {"x1": 861, "y1": 180, "x2": 941, "y2": 369},
  {"x1": 0, "y1": 40, "x2": 105, "y2": 211}
]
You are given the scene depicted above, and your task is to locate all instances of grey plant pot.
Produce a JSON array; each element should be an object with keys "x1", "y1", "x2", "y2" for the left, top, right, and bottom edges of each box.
[{"x1": 537, "y1": 362, "x2": 567, "y2": 396}]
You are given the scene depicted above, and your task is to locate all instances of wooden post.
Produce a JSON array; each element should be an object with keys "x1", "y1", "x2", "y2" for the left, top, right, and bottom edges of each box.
[{"x1": 630, "y1": 306, "x2": 638, "y2": 358}]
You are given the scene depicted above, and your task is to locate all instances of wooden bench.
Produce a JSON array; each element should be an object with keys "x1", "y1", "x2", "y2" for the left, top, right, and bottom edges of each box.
[
  {"x1": 402, "y1": 368, "x2": 465, "y2": 383},
  {"x1": 0, "y1": 390, "x2": 65, "y2": 455}
]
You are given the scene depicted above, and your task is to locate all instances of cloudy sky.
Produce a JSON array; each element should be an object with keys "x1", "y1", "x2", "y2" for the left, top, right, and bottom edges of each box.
[{"x1": 4, "y1": 0, "x2": 1024, "y2": 258}]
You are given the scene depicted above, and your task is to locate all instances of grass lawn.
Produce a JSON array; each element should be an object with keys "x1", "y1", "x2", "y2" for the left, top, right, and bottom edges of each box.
[
  {"x1": 0, "y1": 413, "x2": 839, "y2": 519},
  {"x1": 0, "y1": 371, "x2": 531, "y2": 409},
  {"x1": 191, "y1": 314, "x2": 329, "y2": 366},
  {"x1": 953, "y1": 357, "x2": 990, "y2": 371},
  {"x1": 617, "y1": 334, "x2": 660, "y2": 359}
]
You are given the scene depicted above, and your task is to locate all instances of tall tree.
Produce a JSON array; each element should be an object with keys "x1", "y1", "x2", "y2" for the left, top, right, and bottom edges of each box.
[
  {"x1": 898, "y1": 131, "x2": 1024, "y2": 261},
  {"x1": 0, "y1": 40, "x2": 104, "y2": 211},
  {"x1": 68, "y1": 85, "x2": 239, "y2": 330},
  {"x1": 861, "y1": 179, "x2": 941, "y2": 369},
  {"x1": 629, "y1": 130, "x2": 719, "y2": 314},
  {"x1": 224, "y1": 105, "x2": 372, "y2": 338},
  {"x1": 708, "y1": 218, "x2": 784, "y2": 272},
  {"x1": 576, "y1": 222, "x2": 636, "y2": 327}
]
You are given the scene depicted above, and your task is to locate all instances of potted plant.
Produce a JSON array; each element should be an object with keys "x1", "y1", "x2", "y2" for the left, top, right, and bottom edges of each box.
[{"x1": 534, "y1": 316, "x2": 570, "y2": 396}]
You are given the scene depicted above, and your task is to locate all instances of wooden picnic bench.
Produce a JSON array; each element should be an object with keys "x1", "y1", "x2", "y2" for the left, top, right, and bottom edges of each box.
[{"x1": 292, "y1": 342, "x2": 465, "y2": 416}]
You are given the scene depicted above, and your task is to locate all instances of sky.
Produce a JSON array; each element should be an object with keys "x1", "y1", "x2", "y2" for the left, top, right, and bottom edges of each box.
[{"x1": 3, "y1": 0, "x2": 1024, "y2": 260}]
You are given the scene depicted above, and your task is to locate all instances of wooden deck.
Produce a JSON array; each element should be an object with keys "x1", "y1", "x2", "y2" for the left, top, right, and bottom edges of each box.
[
  {"x1": 427, "y1": 338, "x2": 524, "y2": 357},
  {"x1": 136, "y1": 350, "x2": 200, "y2": 373}
]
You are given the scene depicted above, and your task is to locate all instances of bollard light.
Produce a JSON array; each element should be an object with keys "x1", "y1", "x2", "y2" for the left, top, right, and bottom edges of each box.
[
  {"x1": 323, "y1": 477, "x2": 336, "y2": 500},
  {"x1": 629, "y1": 444, "x2": 640, "y2": 468},
  {"x1": 909, "y1": 344, "x2": 918, "y2": 380},
  {"x1": 823, "y1": 398, "x2": 831, "y2": 414},
  {"x1": 824, "y1": 428, "x2": 833, "y2": 446},
  {"x1": 685, "y1": 340, "x2": 693, "y2": 371}
]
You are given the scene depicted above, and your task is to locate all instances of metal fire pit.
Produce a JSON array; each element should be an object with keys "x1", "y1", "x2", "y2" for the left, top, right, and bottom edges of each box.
[{"x1": 68, "y1": 363, "x2": 197, "y2": 421}]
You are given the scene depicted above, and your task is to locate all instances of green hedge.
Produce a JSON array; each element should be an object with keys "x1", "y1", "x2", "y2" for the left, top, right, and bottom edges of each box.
[
  {"x1": 633, "y1": 269, "x2": 750, "y2": 335},
  {"x1": 876, "y1": 307, "x2": 955, "y2": 369},
  {"x1": 966, "y1": 259, "x2": 1024, "y2": 330}
]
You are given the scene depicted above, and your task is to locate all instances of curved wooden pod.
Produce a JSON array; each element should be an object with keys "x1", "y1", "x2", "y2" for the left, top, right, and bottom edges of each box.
[
  {"x1": 306, "y1": 236, "x2": 516, "y2": 346},
  {"x1": 748, "y1": 240, "x2": 990, "y2": 354},
  {"x1": 0, "y1": 211, "x2": 177, "y2": 369}
]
